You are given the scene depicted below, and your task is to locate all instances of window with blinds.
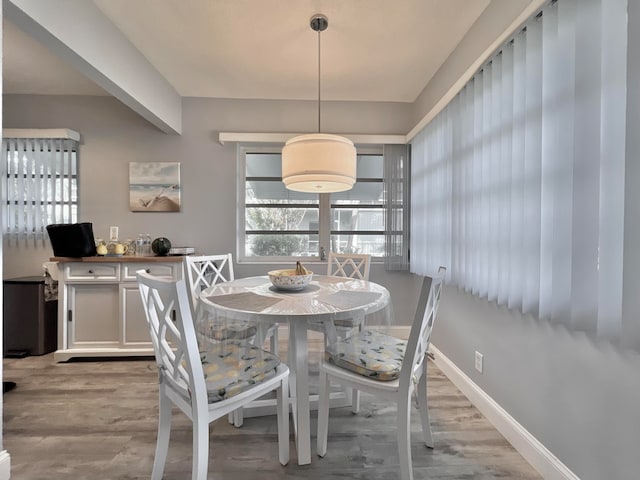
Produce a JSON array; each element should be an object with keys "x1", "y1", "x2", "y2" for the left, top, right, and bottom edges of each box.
[
  {"x1": 409, "y1": 0, "x2": 627, "y2": 342},
  {"x1": 238, "y1": 146, "x2": 396, "y2": 262},
  {"x1": 2, "y1": 134, "x2": 79, "y2": 241}
]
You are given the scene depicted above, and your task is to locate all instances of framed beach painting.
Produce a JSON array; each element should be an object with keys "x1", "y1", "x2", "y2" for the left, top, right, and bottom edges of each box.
[{"x1": 129, "y1": 162, "x2": 181, "y2": 212}]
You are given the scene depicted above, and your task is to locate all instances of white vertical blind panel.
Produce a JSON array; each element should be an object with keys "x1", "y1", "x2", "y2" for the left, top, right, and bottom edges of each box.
[
  {"x1": 509, "y1": 31, "x2": 527, "y2": 312},
  {"x1": 471, "y1": 75, "x2": 483, "y2": 295},
  {"x1": 550, "y1": 0, "x2": 576, "y2": 324},
  {"x1": 450, "y1": 95, "x2": 463, "y2": 285},
  {"x1": 488, "y1": 54, "x2": 501, "y2": 301},
  {"x1": 522, "y1": 19, "x2": 543, "y2": 317},
  {"x1": 16, "y1": 139, "x2": 26, "y2": 239},
  {"x1": 597, "y1": 0, "x2": 626, "y2": 339},
  {"x1": 42, "y1": 138, "x2": 50, "y2": 238},
  {"x1": 538, "y1": 5, "x2": 557, "y2": 321},
  {"x1": 410, "y1": 130, "x2": 426, "y2": 273},
  {"x1": 480, "y1": 63, "x2": 491, "y2": 299},
  {"x1": 570, "y1": 0, "x2": 602, "y2": 333},
  {"x1": 51, "y1": 140, "x2": 59, "y2": 224},
  {"x1": 33, "y1": 139, "x2": 43, "y2": 240},
  {"x1": 498, "y1": 45, "x2": 514, "y2": 305},
  {"x1": 1, "y1": 140, "x2": 8, "y2": 236}
]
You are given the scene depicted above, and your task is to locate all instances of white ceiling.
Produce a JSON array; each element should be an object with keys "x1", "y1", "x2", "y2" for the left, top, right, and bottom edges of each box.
[{"x1": 3, "y1": 0, "x2": 495, "y2": 103}]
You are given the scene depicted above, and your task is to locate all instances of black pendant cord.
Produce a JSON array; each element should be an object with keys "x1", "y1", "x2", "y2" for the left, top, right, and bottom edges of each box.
[{"x1": 317, "y1": 28, "x2": 321, "y2": 134}]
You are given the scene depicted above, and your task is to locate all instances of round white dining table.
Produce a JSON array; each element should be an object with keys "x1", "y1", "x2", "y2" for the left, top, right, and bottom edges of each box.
[{"x1": 199, "y1": 274, "x2": 391, "y2": 465}]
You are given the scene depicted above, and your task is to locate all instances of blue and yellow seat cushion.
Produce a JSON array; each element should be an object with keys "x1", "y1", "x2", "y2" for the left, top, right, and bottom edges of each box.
[
  {"x1": 196, "y1": 318, "x2": 257, "y2": 342},
  {"x1": 324, "y1": 329, "x2": 406, "y2": 381},
  {"x1": 199, "y1": 340, "x2": 281, "y2": 403}
]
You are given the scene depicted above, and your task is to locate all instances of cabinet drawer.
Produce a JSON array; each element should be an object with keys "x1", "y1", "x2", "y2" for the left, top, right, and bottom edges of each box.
[
  {"x1": 122, "y1": 263, "x2": 180, "y2": 281},
  {"x1": 65, "y1": 263, "x2": 120, "y2": 281}
]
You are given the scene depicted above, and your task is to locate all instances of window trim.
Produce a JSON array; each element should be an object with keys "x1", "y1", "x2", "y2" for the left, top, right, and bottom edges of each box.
[
  {"x1": 3, "y1": 135, "x2": 79, "y2": 241},
  {"x1": 237, "y1": 144, "x2": 385, "y2": 264}
]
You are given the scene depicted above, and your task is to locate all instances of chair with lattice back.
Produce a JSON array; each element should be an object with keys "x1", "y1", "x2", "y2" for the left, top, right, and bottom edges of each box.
[
  {"x1": 308, "y1": 252, "x2": 373, "y2": 412},
  {"x1": 327, "y1": 252, "x2": 371, "y2": 281},
  {"x1": 184, "y1": 254, "x2": 278, "y2": 350},
  {"x1": 136, "y1": 270, "x2": 289, "y2": 480},
  {"x1": 310, "y1": 252, "x2": 372, "y2": 339},
  {"x1": 326, "y1": 252, "x2": 371, "y2": 330},
  {"x1": 317, "y1": 267, "x2": 446, "y2": 480}
]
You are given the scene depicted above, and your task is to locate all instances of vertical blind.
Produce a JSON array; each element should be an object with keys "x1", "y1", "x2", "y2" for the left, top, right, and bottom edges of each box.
[
  {"x1": 410, "y1": 0, "x2": 627, "y2": 340},
  {"x1": 2, "y1": 136, "x2": 79, "y2": 243},
  {"x1": 384, "y1": 144, "x2": 410, "y2": 271}
]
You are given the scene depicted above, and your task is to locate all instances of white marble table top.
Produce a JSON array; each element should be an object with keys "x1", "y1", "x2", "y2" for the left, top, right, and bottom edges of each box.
[{"x1": 200, "y1": 274, "x2": 390, "y2": 322}]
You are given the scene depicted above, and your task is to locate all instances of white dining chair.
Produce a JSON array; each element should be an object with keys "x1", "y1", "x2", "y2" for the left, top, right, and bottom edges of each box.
[
  {"x1": 185, "y1": 254, "x2": 278, "y2": 351},
  {"x1": 309, "y1": 252, "x2": 373, "y2": 338},
  {"x1": 326, "y1": 252, "x2": 371, "y2": 330},
  {"x1": 317, "y1": 267, "x2": 446, "y2": 480},
  {"x1": 137, "y1": 270, "x2": 290, "y2": 480},
  {"x1": 315, "y1": 252, "x2": 373, "y2": 411},
  {"x1": 184, "y1": 253, "x2": 279, "y2": 427}
]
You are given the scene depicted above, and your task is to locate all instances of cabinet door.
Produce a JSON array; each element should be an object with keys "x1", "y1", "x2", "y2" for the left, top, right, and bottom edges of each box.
[
  {"x1": 121, "y1": 284, "x2": 153, "y2": 347},
  {"x1": 68, "y1": 284, "x2": 119, "y2": 348}
]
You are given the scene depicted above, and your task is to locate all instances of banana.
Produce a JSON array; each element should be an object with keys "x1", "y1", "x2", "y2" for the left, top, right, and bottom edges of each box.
[{"x1": 295, "y1": 261, "x2": 310, "y2": 275}]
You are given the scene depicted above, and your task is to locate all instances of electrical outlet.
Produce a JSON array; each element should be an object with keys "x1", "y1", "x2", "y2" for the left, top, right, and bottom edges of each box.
[
  {"x1": 109, "y1": 226, "x2": 119, "y2": 242},
  {"x1": 475, "y1": 351, "x2": 483, "y2": 373}
]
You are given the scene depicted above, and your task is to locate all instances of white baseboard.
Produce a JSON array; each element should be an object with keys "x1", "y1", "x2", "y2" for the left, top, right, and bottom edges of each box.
[
  {"x1": 0, "y1": 450, "x2": 11, "y2": 480},
  {"x1": 430, "y1": 345, "x2": 580, "y2": 480}
]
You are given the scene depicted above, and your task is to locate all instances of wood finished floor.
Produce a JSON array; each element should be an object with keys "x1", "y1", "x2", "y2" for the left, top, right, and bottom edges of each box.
[{"x1": 3, "y1": 341, "x2": 541, "y2": 480}]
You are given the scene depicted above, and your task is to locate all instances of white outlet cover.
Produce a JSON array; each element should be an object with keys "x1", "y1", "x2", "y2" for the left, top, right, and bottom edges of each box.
[{"x1": 475, "y1": 351, "x2": 483, "y2": 373}]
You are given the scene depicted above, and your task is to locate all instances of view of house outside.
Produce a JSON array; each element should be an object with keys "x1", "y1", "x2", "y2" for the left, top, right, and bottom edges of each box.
[{"x1": 244, "y1": 152, "x2": 386, "y2": 258}]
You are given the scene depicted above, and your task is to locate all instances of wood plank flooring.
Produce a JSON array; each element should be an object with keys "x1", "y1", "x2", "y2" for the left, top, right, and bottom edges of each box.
[{"x1": 3, "y1": 341, "x2": 541, "y2": 480}]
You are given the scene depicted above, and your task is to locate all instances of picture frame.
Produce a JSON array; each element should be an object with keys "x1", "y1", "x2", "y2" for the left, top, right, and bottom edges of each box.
[{"x1": 129, "y1": 162, "x2": 181, "y2": 212}]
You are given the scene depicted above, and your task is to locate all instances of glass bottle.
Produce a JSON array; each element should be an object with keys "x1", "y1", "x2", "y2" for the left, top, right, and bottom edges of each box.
[
  {"x1": 144, "y1": 234, "x2": 152, "y2": 256},
  {"x1": 136, "y1": 234, "x2": 145, "y2": 256},
  {"x1": 124, "y1": 238, "x2": 134, "y2": 256}
]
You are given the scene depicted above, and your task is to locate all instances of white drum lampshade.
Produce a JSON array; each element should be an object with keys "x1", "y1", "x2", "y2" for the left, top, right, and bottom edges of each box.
[{"x1": 282, "y1": 133, "x2": 356, "y2": 193}]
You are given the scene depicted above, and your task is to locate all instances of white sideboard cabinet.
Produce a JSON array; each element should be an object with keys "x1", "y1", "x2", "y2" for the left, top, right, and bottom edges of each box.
[{"x1": 52, "y1": 256, "x2": 184, "y2": 362}]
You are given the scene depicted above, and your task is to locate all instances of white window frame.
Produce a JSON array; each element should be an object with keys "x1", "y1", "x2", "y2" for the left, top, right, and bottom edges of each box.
[
  {"x1": 2, "y1": 129, "x2": 80, "y2": 242},
  {"x1": 237, "y1": 144, "x2": 385, "y2": 263}
]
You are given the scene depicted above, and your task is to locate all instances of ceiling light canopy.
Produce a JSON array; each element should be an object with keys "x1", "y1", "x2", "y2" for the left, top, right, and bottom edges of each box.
[{"x1": 282, "y1": 14, "x2": 356, "y2": 193}]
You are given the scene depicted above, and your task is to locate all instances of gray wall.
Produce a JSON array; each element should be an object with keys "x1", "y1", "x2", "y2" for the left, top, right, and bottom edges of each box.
[
  {"x1": 2, "y1": 94, "x2": 422, "y2": 324},
  {"x1": 435, "y1": 287, "x2": 640, "y2": 479}
]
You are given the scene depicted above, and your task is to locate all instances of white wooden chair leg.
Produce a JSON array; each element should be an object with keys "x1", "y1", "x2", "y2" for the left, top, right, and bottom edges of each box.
[
  {"x1": 397, "y1": 396, "x2": 414, "y2": 480},
  {"x1": 317, "y1": 370, "x2": 330, "y2": 457},
  {"x1": 417, "y1": 372, "x2": 434, "y2": 448},
  {"x1": 233, "y1": 407, "x2": 244, "y2": 428},
  {"x1": 351, "y1": 388, "x2": 360, "y2": 414},
  {"x1": 152, "y1": 390, "x2": 172, "y2": 480},
  {"x1": 277, "y1": 376, "x2": 290, "y2": 466},
  {"x1": 192, "y1": 419, "x2": 209, "y2": 480},
  {"x1": 228, "y1": 412, "x2": 234, "y2": 424}
]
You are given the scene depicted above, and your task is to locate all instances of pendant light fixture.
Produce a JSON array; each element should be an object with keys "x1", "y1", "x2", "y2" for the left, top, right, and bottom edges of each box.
[{"x1": 282, "y1": 14, "x2": 357, "y2": 193}]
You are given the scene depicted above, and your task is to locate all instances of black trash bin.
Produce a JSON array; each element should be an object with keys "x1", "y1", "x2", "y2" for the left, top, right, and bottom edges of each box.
[{"x1": 3, "y1": 276, "x2": 58, "y2": 357}]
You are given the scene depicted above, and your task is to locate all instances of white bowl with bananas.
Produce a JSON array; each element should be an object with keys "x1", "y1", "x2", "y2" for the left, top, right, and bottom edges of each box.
[{"x1": 268, "y1": 262, "x2": 313, "y2": 291}]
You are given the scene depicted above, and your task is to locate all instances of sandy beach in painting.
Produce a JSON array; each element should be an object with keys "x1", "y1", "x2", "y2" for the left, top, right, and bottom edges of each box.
[{"x1": 129, "y1": 184, "x2": 180, "y2": 212}]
